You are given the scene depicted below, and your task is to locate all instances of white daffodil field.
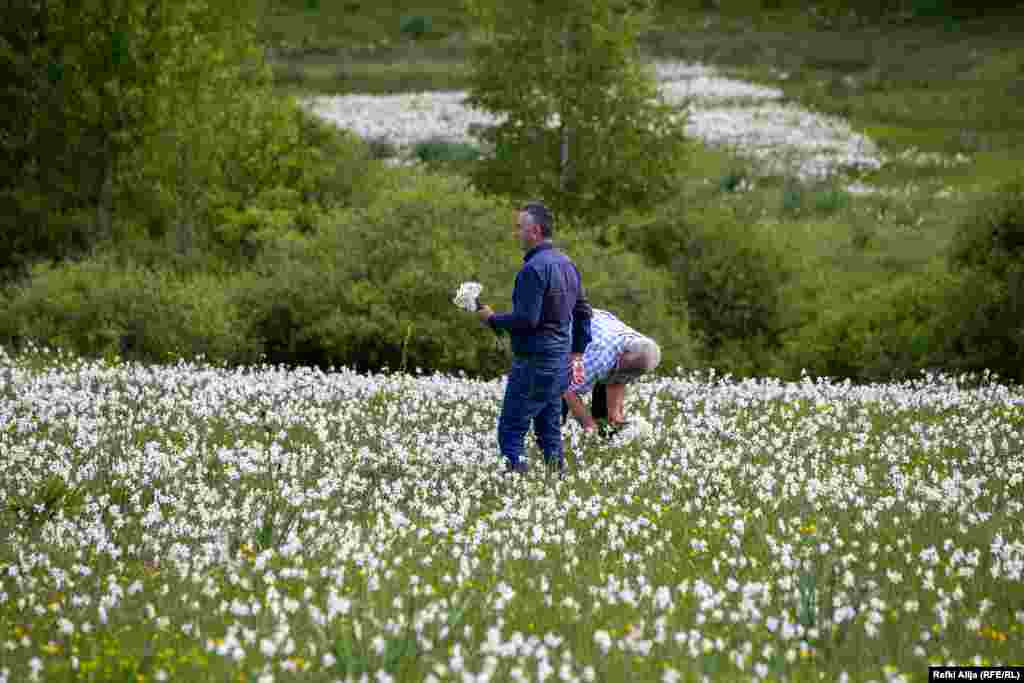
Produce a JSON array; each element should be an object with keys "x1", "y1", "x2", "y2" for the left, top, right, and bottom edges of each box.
[
  {"x1": 300, "y1": 60, "x2": 969, "y2": 188},
  {"x1": 2, "y1": 346, "x2": 1023, "y2": 683}
]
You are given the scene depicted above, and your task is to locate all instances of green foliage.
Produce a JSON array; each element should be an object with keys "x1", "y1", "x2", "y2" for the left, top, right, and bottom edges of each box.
[
  {"x1": 128, "y1": 87, "x2": 377, "y2": 263},
  {"x1": 936, "y1": 265, "x2": 1024, "y2": 383},
  {"x1": 626, "y1": 203, "x2": 792, "y2": 367},
  {"x1": 232, "y1": 171, "x2": 521, "y2": 374},
  {"x1": 779, "y1": 262, "x2": 960, "y2": 382},
  {"x1": 413, "y1": 139, "x2": 482, "y2": 164},
  {"x1": 782, "y1": 185, "x2": 804, "y2": 214},
  {"x1": 463, "y1": 0, "x2": 690, "y2": 223},
  {"x1": 0, "y1": 256, "x2": 259, "y2": 365},
  {"x1": 0, "y1": 0, "x2": 264, "y2": 278},
  {"x1": 0, "y1": 0, "x2": 378, "y2": 281},
  {"x1": 939, "y1": 178, "x2": 1024, "y2": 383},
  {"x1": 6, "y1": 474, "x2": 85, "y2": 531},
  {"x1": 230, "y1": 170, "x2": 697, "y2": 376},
  {"x1": 400, "y1": 15, "x2": 433, "y2": 39},
  {"x1": 814, "y1": 187, "x2": 851, "y2": 214},
  {"x1": 948, "y1": 177, "x2": 1024, "y2": 274},
  {"x1": 718, "y1": 170, "x2": 749, "y2": 194}
]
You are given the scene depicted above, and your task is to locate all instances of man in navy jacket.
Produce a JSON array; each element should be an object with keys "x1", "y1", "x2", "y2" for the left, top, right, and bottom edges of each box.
[{"x1": 477, "y1": 202, "x2": 591, "y2": 474}]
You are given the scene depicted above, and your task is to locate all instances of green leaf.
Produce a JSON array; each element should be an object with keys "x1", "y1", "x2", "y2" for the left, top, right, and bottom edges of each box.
[
  {"x1": 48, "y1": 62, "x2": 65, "y2": 84},
  {"x1": 112, "y1": 30, "x2": 130, "y2": 67}
]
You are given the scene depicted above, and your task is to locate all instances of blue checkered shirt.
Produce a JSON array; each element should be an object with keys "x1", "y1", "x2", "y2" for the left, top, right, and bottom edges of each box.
[{"x1": 569, "y1": 309, "x2": 644, "y2": 396}]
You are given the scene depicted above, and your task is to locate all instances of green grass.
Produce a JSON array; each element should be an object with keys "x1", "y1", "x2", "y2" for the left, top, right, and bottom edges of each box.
[
  {"x1": 256, "y1": 0, "x2": 469, "y2": 53},
  {"x1": 271, "y1": 56, "x2": 472, "y2": 96}
]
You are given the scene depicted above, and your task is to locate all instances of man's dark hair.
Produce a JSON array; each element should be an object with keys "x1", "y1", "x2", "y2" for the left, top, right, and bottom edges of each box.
[{"x1": 522, "y1": 201, "x2": 553, "y2": 238}]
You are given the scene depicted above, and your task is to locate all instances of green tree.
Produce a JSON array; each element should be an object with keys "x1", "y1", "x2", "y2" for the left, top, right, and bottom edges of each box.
[
  {"x1": 462, "y1": 0, "x2": 689, "y2": 223},
  {"x1": 0, "y1": 0, "x2": 265, "y2": 279}
]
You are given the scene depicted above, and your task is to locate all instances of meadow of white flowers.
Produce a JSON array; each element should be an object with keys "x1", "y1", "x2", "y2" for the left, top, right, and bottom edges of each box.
[
  {"x1": 300, "y1": 60, "x2": 969, "y2": 187},
  {"x1": 2, "y1": 345, "x2": 1022, "y2": 682}
]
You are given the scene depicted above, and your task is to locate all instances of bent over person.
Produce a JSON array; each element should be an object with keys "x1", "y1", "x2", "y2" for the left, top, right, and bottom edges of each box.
[
  {"x1": 476, "y1": 202, "x2": 591, "y2": 475},
  {"x1": 562, "y1": 308, "x2": 661, "y2": 436}
]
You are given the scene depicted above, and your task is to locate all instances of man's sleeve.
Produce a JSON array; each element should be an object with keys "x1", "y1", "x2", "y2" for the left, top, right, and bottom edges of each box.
[
  {"x1": 489, "y1": 268, "x2": 544, "y2": 332},
  {"x1": 571, "y1": 280, "x2": 592, "y2": 355}
]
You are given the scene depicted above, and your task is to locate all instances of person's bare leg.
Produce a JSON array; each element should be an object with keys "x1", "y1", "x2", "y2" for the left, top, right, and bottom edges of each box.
[{"x1": 606, "y1": 383, "x2": 626, "y2": 423}]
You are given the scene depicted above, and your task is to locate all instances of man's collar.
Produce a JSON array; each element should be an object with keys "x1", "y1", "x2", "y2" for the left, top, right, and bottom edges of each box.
[{"x1": 524, "y1": 241, "x2": 554, "y2": 263}]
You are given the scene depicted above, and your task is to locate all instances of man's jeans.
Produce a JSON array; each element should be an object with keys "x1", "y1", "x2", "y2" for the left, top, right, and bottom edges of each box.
[{"x1": 498, "y1": 353, "x2": 568, "y2": 469}]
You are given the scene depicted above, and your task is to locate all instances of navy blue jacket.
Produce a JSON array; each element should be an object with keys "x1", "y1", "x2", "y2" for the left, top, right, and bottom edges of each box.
[{"x1": 489, "y1": 242, "x2": 592, "y2": 356}]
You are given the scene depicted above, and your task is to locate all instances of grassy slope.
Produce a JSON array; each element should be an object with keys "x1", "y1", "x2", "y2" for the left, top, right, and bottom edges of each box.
[{"x1": 646, "y1": 8, "x2": 1024, "y2": 278}]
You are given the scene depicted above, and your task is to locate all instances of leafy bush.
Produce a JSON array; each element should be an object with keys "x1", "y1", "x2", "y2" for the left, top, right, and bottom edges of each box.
[
  {"x1": 940, "y1": 178, "x2": 1024, "y2": 383},
  {"x1": 399, "y1": 15, "x2": 432, "y2": 39},
  {"x1": 233, "y1": 171, "x2": 521, "y2": 374},
  {"x1": 413, "y1": 139, "x2": 482, "y2": 164},
  {"x1": 0, "y1": 256, "x2": 259, "y2": 364},
  {"x1": 129, "y1": 92, "x2": 380, "y2": 267},
  {"x1": 365, "y1": 137, "x2": 400, "y2": 160},
  {"x1": 814, "y1": 188, "x2": 851, "y2": 214},
  {"x1": 778, "y1": 263, "x2": 959, "y2": 382},
  {"x1": 232, "y1": 170, "x2": 696, "y2": 377},
  {"x1": 625, "y1": 204, "x2": 793, "y2": 365},
  {"x1": 718, "y1": 170, "x2": 749, "y2": 194},
  {"x1": 948, "y1": 177, "x2": 1024, "y2": 275},
  {"x1": 2, "y1": 168, "x2": 697, "y2": 376}
]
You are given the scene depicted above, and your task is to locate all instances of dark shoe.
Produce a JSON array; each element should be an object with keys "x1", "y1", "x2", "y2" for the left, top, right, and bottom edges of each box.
[{"x1": 592, "y1": 383, "x2": 609, "y2": 422}]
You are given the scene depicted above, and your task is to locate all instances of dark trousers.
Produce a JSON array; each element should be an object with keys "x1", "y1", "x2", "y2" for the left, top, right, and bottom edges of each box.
[
  {"x1": 591, "y1": 382, "x2": 608, "y2": 422},
  {"x1": 499, "y1": 354, "x2": 568, "y2": 468},
  {"x1": 561, "y1": 382, "x2": 609, "y2": 423}
]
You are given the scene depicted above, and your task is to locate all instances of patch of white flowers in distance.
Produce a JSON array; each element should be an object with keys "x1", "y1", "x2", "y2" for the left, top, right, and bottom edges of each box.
[
  {"x1": 2, "y1": 342, "x2": 1023, "y2": 682},
  {"x1": 300, "y1": 60, "x2": 970, "y2": 187}
]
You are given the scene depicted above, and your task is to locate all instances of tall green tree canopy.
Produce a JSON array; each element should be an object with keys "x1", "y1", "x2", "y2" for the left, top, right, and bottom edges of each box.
[
  {"x1": 462, "y1": 0, "x2": 690, "y2": 224},
  {"x1": 0, "y1": 0, "x2": 266, "y2": 281}
]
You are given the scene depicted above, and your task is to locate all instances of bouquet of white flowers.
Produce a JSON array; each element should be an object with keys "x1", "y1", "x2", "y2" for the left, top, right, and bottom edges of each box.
[
  {"x1": 455, "y1": 281, "x2": 509, "y2": 352},
  {"x1": 453, "y1": 281, "x2": 483, "y2": 312}
]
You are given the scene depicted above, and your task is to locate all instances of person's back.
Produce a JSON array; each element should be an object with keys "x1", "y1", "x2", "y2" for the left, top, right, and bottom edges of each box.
[{"x1": 508, "y1": 244, "x2": 585, "y2": 357}]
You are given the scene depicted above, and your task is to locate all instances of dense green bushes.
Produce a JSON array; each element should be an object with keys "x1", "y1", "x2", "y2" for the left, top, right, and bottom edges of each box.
[
  {"x1": 123, "y1": 91, "x2": 378, "y2": 267},
  {"x1": 939, "y1": 178, "x2": 1024, "y2": 383},
  {"x1": 0, "y1": 257, "x2": 258, "y2": 365},
  {"x1": 235, "y1": 170, "x2": 697, "y2": 376},
  {"x1": 620, "y1": 202, "x2": 793, "y2": 374},
  {"x1": 777, "y1": 263, "x2": 957, "y2": 382},
  {"x1": 6, "y1": 165, "x2": 1024, "y2": 384},
  {"x1": 771, "y1": 179, "x2": 1024, "y2": 384},
  {"x1": 0, "y1": 169, "x2": 698, "y2": 377},
  {"x1": 0, "y1": 0, "x2": 265, "y2": 283}
]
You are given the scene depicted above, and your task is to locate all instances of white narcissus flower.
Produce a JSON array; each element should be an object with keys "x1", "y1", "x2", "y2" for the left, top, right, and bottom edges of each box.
[{"x1": 454, "y1": 282, "x2": 483, "y2": 312}]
